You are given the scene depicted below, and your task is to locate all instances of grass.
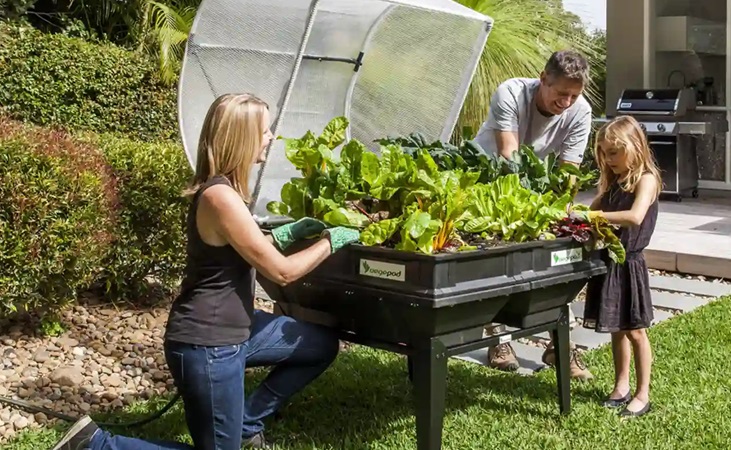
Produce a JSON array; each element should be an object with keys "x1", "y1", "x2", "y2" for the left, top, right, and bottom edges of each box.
[{"x1": 6, "y1": 296, "x2": 731, "y2": 450}]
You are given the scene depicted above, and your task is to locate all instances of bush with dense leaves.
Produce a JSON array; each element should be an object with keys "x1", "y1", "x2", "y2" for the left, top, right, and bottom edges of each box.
[
  {"x1": 0, "y1": 22, "x2": 178, "y2": 142},
  {"x1": 0, "y1": 118, "x2": 118, "y2": 316},
  {"x1": 90, "y1": 133, "x2": 193, "y2": 300},
  {"x1": 0, "y1": 115, "x2": 194, "y2": 315}
]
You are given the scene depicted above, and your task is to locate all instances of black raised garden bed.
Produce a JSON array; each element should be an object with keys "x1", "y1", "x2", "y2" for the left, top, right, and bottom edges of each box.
[{"x1": 258, "y1": 236, "x2": 607, "y2": 450}]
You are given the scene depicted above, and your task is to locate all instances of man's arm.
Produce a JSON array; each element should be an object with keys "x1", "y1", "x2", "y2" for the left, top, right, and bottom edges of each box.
[{"x1": 481, "y1": 82, "x2": 521, "y2": 160}]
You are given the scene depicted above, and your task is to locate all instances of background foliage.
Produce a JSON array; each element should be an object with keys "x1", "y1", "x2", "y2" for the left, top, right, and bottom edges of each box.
[
  {"x1": 0, "y1": 22, "x2": 178, "y2": 142},
  {"x1": 0, "y1": 118, "x2": 117, "y2": 316},
  {"x1": 0, "y1": 117, "x2": 191, "y2": 318}
]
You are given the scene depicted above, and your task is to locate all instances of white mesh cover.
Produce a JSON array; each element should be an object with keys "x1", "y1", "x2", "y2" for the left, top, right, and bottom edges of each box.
[{"x1": 178, "y1": 0, "x2": 494, "y2": 221}]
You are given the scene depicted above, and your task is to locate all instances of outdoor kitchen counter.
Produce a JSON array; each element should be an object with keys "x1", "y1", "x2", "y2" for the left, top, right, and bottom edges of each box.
[{"x1": 688, "y1": 109, "x2": 729, "y2": 182}]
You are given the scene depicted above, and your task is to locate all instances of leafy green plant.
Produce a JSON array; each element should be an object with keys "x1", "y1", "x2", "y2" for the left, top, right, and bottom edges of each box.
[
  {"x1": 377, "y1": 132, "x2": 597, "y2": 196},
  {"x1": 0, "y1": 118, "x2": 117, "y2": 317},
  {"x1": 460, "y1": 174, "x2": 571, "y2": 243},
  {"x1": 0, "y1": 22, "x2": 178, "y2": 142},
  {"x1": 268, "y1": 117, "x2": 620, "y2": 257},
  {"x1": 88, "y1": 133, "x2": 193, "y2": 300},
  {"x1": 555, "y1": 204, "x2": 626, "y2": 264}
]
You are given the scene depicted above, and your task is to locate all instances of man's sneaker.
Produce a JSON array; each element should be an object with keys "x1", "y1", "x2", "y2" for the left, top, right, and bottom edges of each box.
[
  {"x1": 243, "y1": 431, "x2": 272, "y2": 449},
  {"x1": 488, "y1": 343, "x2": 519, "y2": 372},
  {"x1": 52, "y1": 415, "x2": 99, "y2": 450},
  {"x1": 542, "y1": 346, "x2": 594, "y2": 381}
]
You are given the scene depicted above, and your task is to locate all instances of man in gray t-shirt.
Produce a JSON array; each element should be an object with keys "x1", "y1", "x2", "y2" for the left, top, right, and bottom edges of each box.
[{"x1": 476, "y1": 50, "x2": 594, "y2": 381}]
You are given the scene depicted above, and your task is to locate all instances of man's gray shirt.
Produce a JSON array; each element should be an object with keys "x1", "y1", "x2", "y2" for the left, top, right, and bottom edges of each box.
[{"x1": 473, "y1": 77, "x2": 592, "y2": 164}]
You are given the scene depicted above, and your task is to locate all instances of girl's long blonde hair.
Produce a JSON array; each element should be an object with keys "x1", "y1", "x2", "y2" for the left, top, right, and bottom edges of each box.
[
  {"x1": 594, "y1": 115, "x2": 663, "y2": 198},
  {"x1": 183, "y1": 93, "x2": 269, "y2": 203}
]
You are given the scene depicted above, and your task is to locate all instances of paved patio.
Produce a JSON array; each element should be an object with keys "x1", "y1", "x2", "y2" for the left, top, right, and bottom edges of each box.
[{"x1": 575, "y1": 188, "x2": 731, "y2": 280}]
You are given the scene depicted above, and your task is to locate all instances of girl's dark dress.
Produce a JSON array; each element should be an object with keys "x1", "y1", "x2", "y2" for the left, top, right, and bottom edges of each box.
[{"x1": 583, "y1": 181, "x2": 659, "y2": 333}]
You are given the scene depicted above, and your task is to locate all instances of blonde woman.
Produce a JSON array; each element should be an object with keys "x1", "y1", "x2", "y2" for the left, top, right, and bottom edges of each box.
[
  {"x1": 53, "y1": 93, "x2": 359, "y2": 450},
  {"x1": 573, "y1": 115, "x2": 663, "y2": 418}
]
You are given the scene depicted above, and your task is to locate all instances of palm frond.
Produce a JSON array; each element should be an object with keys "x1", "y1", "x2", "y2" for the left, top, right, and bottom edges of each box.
[{"x1": 145, "y1": 0, "x2": 196, "y2": 84}]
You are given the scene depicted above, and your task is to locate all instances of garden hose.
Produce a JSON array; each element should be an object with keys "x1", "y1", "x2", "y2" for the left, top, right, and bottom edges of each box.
[{"x1": 0, "y1": 392, "x2": 181, "y2": 428}]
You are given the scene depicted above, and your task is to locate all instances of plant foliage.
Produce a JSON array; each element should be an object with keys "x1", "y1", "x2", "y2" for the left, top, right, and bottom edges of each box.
[
  {"x1": 267, "y1": 117, "x2": 624, "y2": 261},
  {"x1": 0, "y1": 119, "x2": 117, "y2": 316},
  {"x1": 0, "y1": 22, "x2": 178, "y2": 142}
]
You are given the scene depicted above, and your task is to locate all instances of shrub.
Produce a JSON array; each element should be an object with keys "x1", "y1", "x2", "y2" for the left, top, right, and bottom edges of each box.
[
  {"x1": 0, "y1": 118, "x2": 117, "y2": 316},
  {"x1": 90, "y1": 133, "x2": 193, "y2": 300},
  {"x1": 0, "y1": 22, "x2": 178, "y2": 142}
]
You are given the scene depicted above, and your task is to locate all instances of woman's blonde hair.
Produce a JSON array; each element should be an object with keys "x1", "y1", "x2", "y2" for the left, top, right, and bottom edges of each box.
[
  {"x1": 594, "y1": 115, "x2": 663, "y2": 198},
  {"x1": 183, "y1": 93, "x2": 270, "y2": 202}
]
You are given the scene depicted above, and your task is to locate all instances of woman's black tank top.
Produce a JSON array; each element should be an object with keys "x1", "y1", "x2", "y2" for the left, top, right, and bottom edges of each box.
[{"x1": 164, "y1": 175, "x2": 255, "y2": 346}]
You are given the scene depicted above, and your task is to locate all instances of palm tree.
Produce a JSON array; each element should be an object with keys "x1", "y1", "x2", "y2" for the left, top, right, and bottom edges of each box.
[
  {"x1": 138, "y1": 0, "x2": 198, "y2": 85},
  {"x1": 454, "y1": 0, "x2": 605, "y2": 141}
]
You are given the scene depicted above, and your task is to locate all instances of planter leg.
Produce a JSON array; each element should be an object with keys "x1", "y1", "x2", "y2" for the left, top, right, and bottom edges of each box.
[
  {"x1": 411, "y1": 338, "x2": 448, "y2": 450},
  {"x1": 551, "y1": 304, "x2": 572, "y2": 415},
  {"x1": 407, "y1": 356, "x2": 414, "y2": 382}
]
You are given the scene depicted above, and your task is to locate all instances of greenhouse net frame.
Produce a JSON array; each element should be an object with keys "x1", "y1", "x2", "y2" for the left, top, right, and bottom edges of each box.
[{"x1": 178, "y1": 0, "x2": 494, "y2": 222}]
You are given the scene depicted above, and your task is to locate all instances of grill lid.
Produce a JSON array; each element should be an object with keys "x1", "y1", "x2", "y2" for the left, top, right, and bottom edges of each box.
[{"x1": 615, "y1": 88, "x2": 694, "y2": 116}]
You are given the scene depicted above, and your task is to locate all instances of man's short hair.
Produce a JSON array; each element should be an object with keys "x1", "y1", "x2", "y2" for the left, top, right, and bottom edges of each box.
[{"x1": 544, "y1": 50, "x2": 589, "y2": 84}]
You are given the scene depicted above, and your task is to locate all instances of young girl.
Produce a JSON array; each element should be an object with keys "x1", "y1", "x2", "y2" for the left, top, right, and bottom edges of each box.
[{"x1": 577, "y1": 115, "x2": 663, "y2": 418}]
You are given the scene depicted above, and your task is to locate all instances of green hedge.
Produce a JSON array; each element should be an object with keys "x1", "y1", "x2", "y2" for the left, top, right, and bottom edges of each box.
[
  {"x1": 0, "y1": 22, "x2": 178, "y2": 142},
  {"x1": 90, "y1": 133, "x2": 192, "y2": 300},
  {"x1": 0, "y1": 119, "x2": 117, "y2": 315},
  {"x1": 0, "y1": 117, "x2": 192, "y2": 316}
]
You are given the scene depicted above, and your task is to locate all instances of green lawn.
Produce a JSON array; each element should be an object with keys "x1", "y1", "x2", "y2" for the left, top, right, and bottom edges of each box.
[{"x1": 7, "y1": 297, "x2": 731, "y2": 450}]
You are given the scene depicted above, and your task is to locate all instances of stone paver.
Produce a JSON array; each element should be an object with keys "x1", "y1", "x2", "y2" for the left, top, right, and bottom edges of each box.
[
  {"x1": 651, "y1": 291, "x2": 713, "y2": 313},
  {"x1": 651, "y1": 308, "x2": 674, "y2": 324},
  {"x1": 511, "y1": 342, "x2": 547, "y2": 374},
  {"x1": 571, "y1": 301, "x2": 585, "y2": 319},
  {"x1": 569, "y1": 326, "x2": 612, "y2": 350},
  {"x1": 649, "y1": 275, "x2": 730, "y2": 298}
]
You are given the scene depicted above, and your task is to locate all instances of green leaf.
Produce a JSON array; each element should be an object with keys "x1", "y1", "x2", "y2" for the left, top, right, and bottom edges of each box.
[
  {"x1": 323, "y1": 208, "x2": 370, "y2": 228},
  {"x1": 266, "y1": 201, "x2": 290, "y2": 216},
  {"x1": 360, "y1": 218, "x2": 402, "y2": 246},
  {"x1": 317, "y1": 116, "x2": 348, "y2": 149}
]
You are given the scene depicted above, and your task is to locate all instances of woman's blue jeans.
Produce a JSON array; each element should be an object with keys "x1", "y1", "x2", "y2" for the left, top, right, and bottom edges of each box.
[{"x1": 88, "y1": 309, "x2": 340, "y2": 450}]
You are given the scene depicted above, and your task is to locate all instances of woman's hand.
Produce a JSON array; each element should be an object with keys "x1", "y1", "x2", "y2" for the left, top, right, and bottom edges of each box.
[
  {"x1": 271, "y1": 217, "x2": 327, "y2": 250},
  {"x1": 321, "y1": 227, "x2": 360, "y2": 253}
]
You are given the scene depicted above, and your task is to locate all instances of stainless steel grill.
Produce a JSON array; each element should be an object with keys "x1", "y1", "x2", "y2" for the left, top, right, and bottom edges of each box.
[{"x1": 595, "y1": 88, "x2": 722, "y2": 201}]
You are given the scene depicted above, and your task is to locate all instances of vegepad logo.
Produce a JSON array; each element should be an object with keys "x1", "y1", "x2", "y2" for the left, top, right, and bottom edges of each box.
[
  {"x1": 359, "y1": 259, "x2": 405, "y2": 281},
  {"x1": 550, "y1": 248, "x2": 583, "y2": 266}
]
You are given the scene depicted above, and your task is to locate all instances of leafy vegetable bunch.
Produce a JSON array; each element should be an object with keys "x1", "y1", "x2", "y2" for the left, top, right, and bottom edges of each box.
[
  {"x1": 266, "y1": 117, "x2": 624, "y2": 262},
  {"x1": 376, "y1": 132, "x2": 597, "y2": 197}
]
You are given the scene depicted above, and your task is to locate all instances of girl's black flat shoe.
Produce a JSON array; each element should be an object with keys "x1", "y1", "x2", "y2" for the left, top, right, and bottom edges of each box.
[
  {"x1": 619, "y1": 401, "x2": 651, "y2": 418},
  {"x1": 602, "y1": 393, "x2": 631, "y2": 408}
]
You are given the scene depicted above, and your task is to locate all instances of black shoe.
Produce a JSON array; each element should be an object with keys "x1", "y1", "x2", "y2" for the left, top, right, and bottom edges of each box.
[
  {"x1": 52, "y1": 415, "x2": 99, "y2": 450},
  {"x1": 619, "y1": 401, "x2": 651, "y2": 418},
  {"x1": 243, "y1": 431, "x2": 272, "y2": 449},
  {"x1": 602, "y1": 392, "x2": 631, "y2": 408}
]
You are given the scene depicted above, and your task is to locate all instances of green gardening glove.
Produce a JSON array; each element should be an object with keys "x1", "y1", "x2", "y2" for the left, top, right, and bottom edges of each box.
[
  {"x1": 321, "y1": 227, "x2": 360, "y2": 253},
  {"x1": 271, "y1": 217, "x2": 327, "y2": 250}
]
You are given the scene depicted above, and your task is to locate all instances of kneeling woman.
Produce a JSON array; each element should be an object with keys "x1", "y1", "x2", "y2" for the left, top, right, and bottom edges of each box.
[{"x1": 53, "y1": 93, "x2": 359, "y2": 450}]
